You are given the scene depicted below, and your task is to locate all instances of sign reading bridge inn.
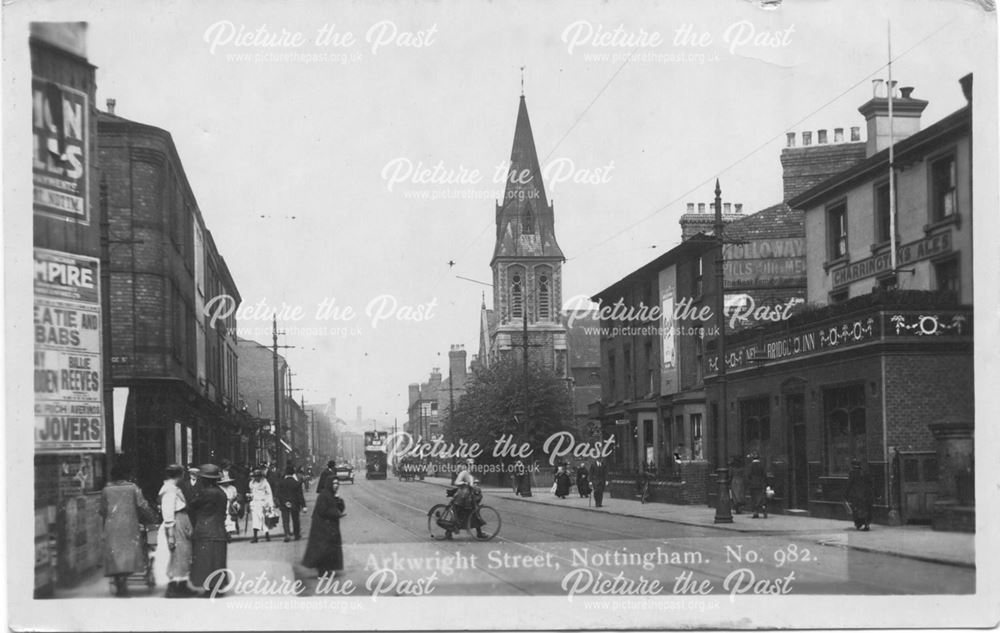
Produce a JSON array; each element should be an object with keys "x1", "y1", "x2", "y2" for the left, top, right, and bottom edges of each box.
[{"x1": 706, "y1": 307, "x2": 971, "y2": 376}]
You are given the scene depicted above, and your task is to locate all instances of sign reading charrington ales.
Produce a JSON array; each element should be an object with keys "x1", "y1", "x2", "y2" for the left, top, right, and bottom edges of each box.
[
  {"x1": 832, "y1": 231, "x2": 953, "y2": 288},
  {"x1": 34, "y1": 248, "x2": 105, "y2": 453},
  {"x1": 32, "y1": 79, "x2": 89, "y2": 223},
  {"x1": 706, "y1": 308, "x2": 971, "y2": 375}
]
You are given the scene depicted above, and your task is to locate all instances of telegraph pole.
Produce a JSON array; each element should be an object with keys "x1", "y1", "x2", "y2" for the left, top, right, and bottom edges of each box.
[{"x1": 271, "y1": 313, "x2": 294, "y2": 471}]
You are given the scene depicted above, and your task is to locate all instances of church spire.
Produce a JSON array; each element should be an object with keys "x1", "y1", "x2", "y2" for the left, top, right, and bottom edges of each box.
[{"x1": 492, "y1": 95, "x2": 563, "y2": 263}]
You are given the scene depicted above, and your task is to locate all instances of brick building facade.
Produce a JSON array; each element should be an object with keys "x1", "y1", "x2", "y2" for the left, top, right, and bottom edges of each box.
[
  {"x1": 706, "y1": 75, "x2": 975, "y2": 528},
  {"x1": 98, "y1": 106, "x2": 248, "y2": 501}
]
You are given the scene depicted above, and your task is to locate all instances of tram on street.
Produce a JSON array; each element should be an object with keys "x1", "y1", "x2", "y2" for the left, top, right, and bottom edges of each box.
[{"x1": 364, "y1": 430, "x2": 388, "y2": 480}]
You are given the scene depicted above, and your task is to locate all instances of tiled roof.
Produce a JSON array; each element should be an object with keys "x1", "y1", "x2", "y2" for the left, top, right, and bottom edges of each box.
[{"x1": 724, "y1": 203, "x2": 804, "y2": 240}]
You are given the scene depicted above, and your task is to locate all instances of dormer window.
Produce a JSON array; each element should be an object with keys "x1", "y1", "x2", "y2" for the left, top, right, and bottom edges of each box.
[{"x1": 522, "y1": 204, "x2": 535, "y2": 234}]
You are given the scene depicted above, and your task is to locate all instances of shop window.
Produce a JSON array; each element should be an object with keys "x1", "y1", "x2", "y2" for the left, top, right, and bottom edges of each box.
[
  {"x1": 930, "y1": 154, "x2": 957, "y2": 222},
  {"x1": 690, "y1": 413, "x2": 704, "y2": 460},
  {"x1": 673, "y1": 415, "x2": 686, "y2": 459},
  {"x1": 740, "y1": 397, "x2": 771, "y2": 459},
  {"x1": 823, "y1": 384, "x2": 866, "y2": 475},
  {"x1": 934, "y1": 257, "x2": 960, "y2": 295},
  {"x1": 827, "y1": 202, "x2": 848, "y2": 260},
  {"x1": 643, "y1": 419, "x2": 655, "y2": 471},
  {"x1": 874, "y1": 181, "x2": 892, "y2": 244}
]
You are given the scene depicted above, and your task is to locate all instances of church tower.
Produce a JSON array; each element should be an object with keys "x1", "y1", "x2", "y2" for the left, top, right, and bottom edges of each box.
[{"x1": 489, "y1": 95, "x2": 567, "y2": 376}]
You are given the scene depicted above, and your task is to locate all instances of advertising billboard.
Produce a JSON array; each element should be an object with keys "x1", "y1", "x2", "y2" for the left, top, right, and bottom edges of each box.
[{"x1": 34, "y1": 248, "x2": 104, "y2": 453}]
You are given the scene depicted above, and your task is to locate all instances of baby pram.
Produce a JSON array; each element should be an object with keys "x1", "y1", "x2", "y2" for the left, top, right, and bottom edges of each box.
[{"x1": 110, "y1": 523, "x2": 159, "y2": 593}]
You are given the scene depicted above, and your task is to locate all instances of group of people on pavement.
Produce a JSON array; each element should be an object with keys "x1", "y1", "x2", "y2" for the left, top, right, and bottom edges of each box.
[
  {"x1": 548, "y1": 459, "x2": 609, "y2": 507},
  {"x1": 100, "y1": 462, "x2": 233, "y2": 598},
  {"x1": 100, "y1": 458, "x2": 348, "y2": 597}
]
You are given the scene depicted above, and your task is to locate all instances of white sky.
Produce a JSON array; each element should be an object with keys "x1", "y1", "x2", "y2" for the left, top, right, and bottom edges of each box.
[{"x1": 10, "y1": 0, "x2": 997, "y2": 427}]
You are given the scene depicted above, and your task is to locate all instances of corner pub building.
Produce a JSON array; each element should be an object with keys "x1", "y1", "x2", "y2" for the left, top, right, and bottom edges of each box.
[{"x1": 706, "y1": 74, "x2": 974, "y2": 529}]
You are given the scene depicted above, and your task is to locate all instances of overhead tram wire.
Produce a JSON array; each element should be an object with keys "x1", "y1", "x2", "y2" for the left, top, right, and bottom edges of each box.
[{"x1": 564, "y1": 16, "x2": 960, "y2": 263}]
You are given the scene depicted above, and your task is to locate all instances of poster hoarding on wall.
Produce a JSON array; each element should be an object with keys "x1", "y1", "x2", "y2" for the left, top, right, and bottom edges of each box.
[
  {"x1": 32, "y1": 79, "x2": 89, "y2": 224},
  {"x1": 34, "y1": 248, "x2": 104, "y2": 453}
]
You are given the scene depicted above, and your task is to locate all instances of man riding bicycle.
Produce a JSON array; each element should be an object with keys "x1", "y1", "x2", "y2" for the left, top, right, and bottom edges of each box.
[{"x1": 450, "y1": 458, "x2": 486, "y2": 539}]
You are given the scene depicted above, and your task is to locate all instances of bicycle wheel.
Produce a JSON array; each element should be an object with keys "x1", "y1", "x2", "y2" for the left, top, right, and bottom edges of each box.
[
  {"x1": 467, "y1": 505, "x2": 501, "y2": 541},
  {"x1": 427, "y1": 504, "x2": 456, "y2": 540}
]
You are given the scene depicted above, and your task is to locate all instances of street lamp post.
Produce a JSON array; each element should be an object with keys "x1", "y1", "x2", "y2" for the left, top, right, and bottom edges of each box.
[{"x1": 712, "y1": 179, "x2": 733, "y2": 524}]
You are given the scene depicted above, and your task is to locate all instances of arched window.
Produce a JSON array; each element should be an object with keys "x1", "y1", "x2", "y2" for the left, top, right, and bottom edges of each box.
[
  {"x1": 536, "y1": 266, "x2": 552, "y2": 320},
  {"x1": 509, "y1": 265, "x2": 524, "y2": 320}
]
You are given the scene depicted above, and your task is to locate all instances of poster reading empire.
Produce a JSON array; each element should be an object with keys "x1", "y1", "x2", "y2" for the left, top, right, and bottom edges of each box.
[{"x1": 34, "y1": 248, "x2": 104, "y2": 453}]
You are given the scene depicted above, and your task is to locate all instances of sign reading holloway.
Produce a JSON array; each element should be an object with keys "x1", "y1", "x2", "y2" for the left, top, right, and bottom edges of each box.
[{"x1": 34, "y1": 248, "x2": 105, "y2": 453}]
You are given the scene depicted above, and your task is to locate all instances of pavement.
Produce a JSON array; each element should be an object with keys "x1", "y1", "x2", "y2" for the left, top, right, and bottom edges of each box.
[{"x1": 420, "y1": 476, "x2": 976, "y2": 569}]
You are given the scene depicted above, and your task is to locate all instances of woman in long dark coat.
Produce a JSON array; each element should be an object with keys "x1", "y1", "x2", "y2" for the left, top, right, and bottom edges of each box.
[
  {"x1": 844, "y1": 459, "x2": 874, "y2": 531},
  {"x1": 187, "y1": 464, "x2": 230, "y2": 596},
  {"x1": 302, "y1": 477, "x2": 346, "y2": 577},
  {"x1": 554, "y1": 464, "x2": 571, "y2": 499},
  {"x1": 100, "y1": 464, "x2": 156, "y2": 597},
  {"x1": 575, "y1": 463, "x2": 592, "y2": 498}
]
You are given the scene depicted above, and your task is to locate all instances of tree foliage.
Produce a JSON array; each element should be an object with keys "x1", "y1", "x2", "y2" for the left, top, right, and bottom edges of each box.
[{"x1": 443, "y1": 358, "x2": 575, "y2": 464}]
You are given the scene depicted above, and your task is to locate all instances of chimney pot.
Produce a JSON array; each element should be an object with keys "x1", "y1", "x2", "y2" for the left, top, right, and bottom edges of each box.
[
  {"x1": 697, "y1": 203, "x2": 706, "y2": 214},
  {"x1": 872, "y1": 79, "x2": 884, "y2": 98},
  {"x1": 850, "y1": 126, "x2": 861, "y2": 141},
  {"x1": 735, "y1": 203, "x2": 743, "y2": 214},
  {"x1": 802, "y1": 131, "x2": 812, "y2": 146},
  {"x1": 786, "y1": 132, "x2": 796, "y2": 148},
  {"x1": 724, "y1": 203, "x2": 731, "y2": 214},
  {"x1": 834, "y1": 127, "x2": 844, "y2": 142},
  {"x1": 900, "y1": 86, "x2": 914, "y2": 99},
  {"x1": 106, "y1": 98, "x2": 116, "y2": 115},
  {"x1": 887, "y1": 80, "x2": 899, "y2": 98},
  {"x1": 959, "y1": 73, "x2": 972, "y2": 103},
  {"x1": 686, "y1": 203, "x2": 695, "y2": 213},
  {"x1": 817, "y1": 129, "x2": 828, "y2": 144}
]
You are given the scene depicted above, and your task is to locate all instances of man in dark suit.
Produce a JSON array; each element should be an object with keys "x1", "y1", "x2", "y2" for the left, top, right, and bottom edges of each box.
[
  {"x1": 591, "y1": 459, "x2": 609, "y2": 508},
  {"x1": 179, "y1": 466, "x2": 201, "y2": 505},
  {"x1": 317, "y1": 460, "x2": 336, "y2": 494},
  {"x1": 276, "y1": 465, "x2": 306, "y2": 541}
]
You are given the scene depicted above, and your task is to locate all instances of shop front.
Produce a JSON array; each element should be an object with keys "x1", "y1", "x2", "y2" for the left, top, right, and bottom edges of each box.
[{"x1": 706, "y1": 291, "x2": 973, "y2": 524}]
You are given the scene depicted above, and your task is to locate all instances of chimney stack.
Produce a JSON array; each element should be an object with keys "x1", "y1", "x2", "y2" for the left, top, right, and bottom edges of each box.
[
  {"x1": 106, "y1": 98, "x2": 116, "y2": 115},
  {"x1": 448, "y1": 344, "x2": 468, "y2": 390},
  {"x1": 408, "y1": 383, "x2": 420, "y2": 407},
  {"x1": 858, "y1": 80, "x2": 928, "y2": 157}
]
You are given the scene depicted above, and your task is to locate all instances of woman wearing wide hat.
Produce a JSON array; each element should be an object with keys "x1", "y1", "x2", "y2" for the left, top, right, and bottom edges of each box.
[
  {"x1": 187, "y1": 464, "x2": 230, "y2": 596},
  {"x1": 218, "y1": 473, "x2": 241, "y2": 538},
  {"x1": 247, "y1": 468, "x2": 275, "y2": 543}
]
